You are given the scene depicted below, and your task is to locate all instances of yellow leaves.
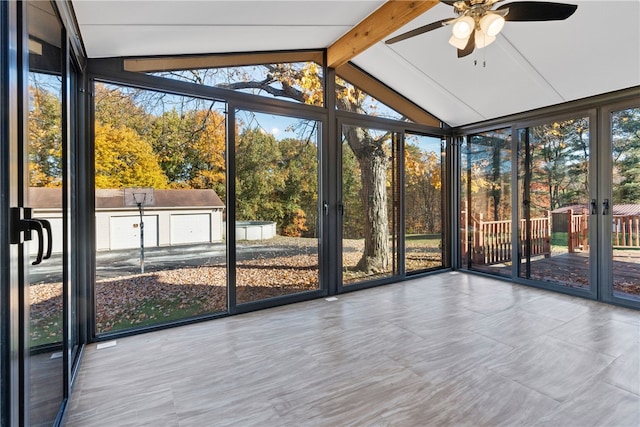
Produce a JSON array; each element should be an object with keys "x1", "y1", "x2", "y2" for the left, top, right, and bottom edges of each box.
[
  {"x1": 94, "y1": 123, "x2": 169, "y2": 189},
  {"x1": 405, "y1": 145, "x2": 442, "y2": 189},
  {"x1": 300, "y1": 63, "x2": 323, "y2": 107},
  {"x1": 282, "y1": 209, "x2": 308, "y2": 237}
]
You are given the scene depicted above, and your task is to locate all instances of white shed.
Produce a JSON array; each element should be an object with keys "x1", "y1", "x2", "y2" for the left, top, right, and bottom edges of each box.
[{"x1": 31, "y1": 187, "x2": 225, "y2": 253}]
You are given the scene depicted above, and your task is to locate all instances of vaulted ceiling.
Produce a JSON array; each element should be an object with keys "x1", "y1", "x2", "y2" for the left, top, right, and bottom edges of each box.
[{"x1": 72, "y1": 0, "x2": 640, "y2": 127}]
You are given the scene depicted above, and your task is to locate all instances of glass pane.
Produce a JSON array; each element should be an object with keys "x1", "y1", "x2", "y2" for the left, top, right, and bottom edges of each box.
[
  {"x1": 519, "y1": 117, "x2": 591, "y2": 290},
  {"x1": 405, "y1": 133, "x2": 444, "y2": 272},
  {"x1": 336, "y1": 77, "x2": 408, "y2": 121},
  {"x1": 342, "y1": 125, "x2": 399, "y2": 284},
  {"x1": 234, "y1": 110, "x2": 320, "y2": 304},
  {"x1": 27, "y1": 0, "x2": 64, "y2": 423},
  {"x1": 94, "y1": 83, "x2": 227, "y2": 334},
  {"x1": 150, "y1": 61, "x2": 324, "y2": 107},
  {"x1": 611, "y1": 107, "x2": 640, "y2": 301},
  {"x1": 462, "y1": 129, "x2": 512, "y2": 276}
]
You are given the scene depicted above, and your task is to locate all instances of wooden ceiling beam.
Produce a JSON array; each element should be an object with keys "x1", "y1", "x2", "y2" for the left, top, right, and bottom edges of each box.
[{"x1": 327, "y1": 0, "x2": 439, "y2": 69}]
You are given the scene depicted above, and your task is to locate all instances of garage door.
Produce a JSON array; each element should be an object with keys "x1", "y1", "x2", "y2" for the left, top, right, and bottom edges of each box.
[
  {"x1": 171, "y1": 214, "x2": 210, "y2": 245},
  {"x1": 110, "y1": 215, "x2": 158, "y2": 250}
]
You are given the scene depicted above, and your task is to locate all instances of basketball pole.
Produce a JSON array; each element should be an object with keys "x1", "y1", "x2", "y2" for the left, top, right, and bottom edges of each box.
[
  {"x1": 138, "y1": 201, "x2": 144, "y2": 273},
  {"x1": 132, "y1": 192, "x2": 147, "y2": 274}
]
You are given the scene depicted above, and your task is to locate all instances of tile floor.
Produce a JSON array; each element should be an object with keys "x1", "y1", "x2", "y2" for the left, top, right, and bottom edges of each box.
[{"x1": 64, "y1": 273, "x2": 640, "y2": 426}]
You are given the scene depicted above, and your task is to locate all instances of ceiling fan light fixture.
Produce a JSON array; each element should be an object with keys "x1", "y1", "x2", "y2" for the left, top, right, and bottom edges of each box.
[
  {"x1": 474, "y1": 29, "x2": 496, "y2": 49},
  {"x1": 448, "y1": 34, "x2": 470, "y2": 50},
  {"x1": 451, "y1": 16, "x2": 475, "y2": 39},
  {"x1": 479, "y1": 13, "x2": 505, "y2": 37}
]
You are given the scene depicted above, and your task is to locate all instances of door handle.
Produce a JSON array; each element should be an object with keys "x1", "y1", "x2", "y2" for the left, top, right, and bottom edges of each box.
[
  {"x1": 323, "y1": 201, "x2": 328, "y2": 216},
  {"x1": 9, "y1": 208, "x2": 52, "y2": 265},
  {"x1": 602, "y1": 199, "x2": 610, "y2": 216},
  {"x1": 24, "y1": 219, "x2": 45, "y2": 265},
  {"x1": 590, "y1": 199, "x2": 597, "y2": 215},
  {"x1": 36, "y1": 218, "x2": 53, "y2": 260}
]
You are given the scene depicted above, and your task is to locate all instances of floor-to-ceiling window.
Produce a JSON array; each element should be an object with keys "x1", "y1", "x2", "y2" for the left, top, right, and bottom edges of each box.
[
  {"x1": 86, "y1": 54, "x2": 448, "y2": 336},
  {"x1": 93, "y1": 83, "x2": 229, "y2": 334}
]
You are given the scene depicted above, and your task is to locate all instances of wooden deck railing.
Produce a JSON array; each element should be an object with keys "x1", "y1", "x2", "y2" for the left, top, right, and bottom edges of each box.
[
  {"x1": 461, "y1": 205, "x2": 640, "y2": 266},
  {"x1": 470, "y1": 213, "x2": 551, "y2": 266},
  {"x1": 613, "y1": 215, "x2": 640, "y2": 248}
]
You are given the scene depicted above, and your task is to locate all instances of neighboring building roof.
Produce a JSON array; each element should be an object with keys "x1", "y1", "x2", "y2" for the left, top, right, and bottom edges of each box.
[
  {"x1": 30, "y1": 187, "x2": 225, "y2": 209},
  {"x1": 612, "y1": 204, "x2": 640, "y2": 216},
  {"x1": 552, "y1": 204, "x2": 640, "y2": 216}
]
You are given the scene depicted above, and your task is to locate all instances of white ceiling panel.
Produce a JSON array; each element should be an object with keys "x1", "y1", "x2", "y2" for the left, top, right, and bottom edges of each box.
[
  {"x1": 71, "y1": 0, "x2": 640, "y2": 127},
  {"x1": 72, "y1": 0, "x2": 386, "y2": 57},
  {"x1": 501, "y1": 1, "x2": 640, "y2": 101},
  {"x1": 352, "y1": 43, "x2": 487, "y2": 126},
  {"x1": 79, "y1": 24, "x2": 351, "y2": 57},
  {"x1": 72, "y1": 1, "x2": 384, "y2": 26}
]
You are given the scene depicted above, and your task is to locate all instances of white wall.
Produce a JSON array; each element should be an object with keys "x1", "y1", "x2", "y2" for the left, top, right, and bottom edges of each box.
[{"x1": 93, "y1": 208, "x2": 224, "y2": 252}]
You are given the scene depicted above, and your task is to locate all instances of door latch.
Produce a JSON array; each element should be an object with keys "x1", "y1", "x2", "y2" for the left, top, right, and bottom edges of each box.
[{"x1": 602, "y1": 199, "x2": 610, "y2": 216}]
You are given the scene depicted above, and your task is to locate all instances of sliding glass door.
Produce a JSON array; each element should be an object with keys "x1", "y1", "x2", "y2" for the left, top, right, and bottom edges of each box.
[
  {"x1": 517, "y1": 115, "x2": 595, "y2": 295},
  {"x1": 233, "y1": 109, "x2": 321, "y2": 305},
  {"x1": 603, "y1": 104, "x2": 640, "y2": 307},
  {"x1": 461, "y1": 129, "x2": 512, "y2": 276},
  {"x1": 404, "y1": 133, "x2": 445, "y2": 273},
  {"x1": 27, "y1": 2, "x2": 69, "y2": 425},
  {"x1": 465, "y1": 106, "x2": 639, "y2": 308},
  {"x1": 2, "y1": 2, "x2": 78, "y2": 424}
]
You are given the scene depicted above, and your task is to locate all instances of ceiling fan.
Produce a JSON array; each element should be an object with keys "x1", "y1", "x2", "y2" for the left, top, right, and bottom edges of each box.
[{"x1": 385, "y1": 0, "x2": 578, "y2": 58}]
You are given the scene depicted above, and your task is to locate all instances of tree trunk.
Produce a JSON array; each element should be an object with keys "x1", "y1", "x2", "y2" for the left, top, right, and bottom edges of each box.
[{"x1": 354, "y1": 142, "x2": 390, "y2": 274}]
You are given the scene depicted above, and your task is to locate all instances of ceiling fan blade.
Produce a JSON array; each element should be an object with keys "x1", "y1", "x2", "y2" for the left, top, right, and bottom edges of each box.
[
  {"x1": 440, "y1": 1, "x2": 458, "y2": 5},
  {"x1": 498, "y1": 1, "x2": 578, "y2": 21},
  {"x1": 457, "y1": 34, "x2": 475, "y2": 58},
  {"x1": 385, "y1": 19, "x2": 449, "y2": 44}
]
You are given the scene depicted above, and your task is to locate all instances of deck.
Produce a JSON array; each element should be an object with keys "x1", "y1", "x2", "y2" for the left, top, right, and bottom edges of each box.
[{"x1": 473, "y1": 249, "x2": 640, "y2": 297}]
